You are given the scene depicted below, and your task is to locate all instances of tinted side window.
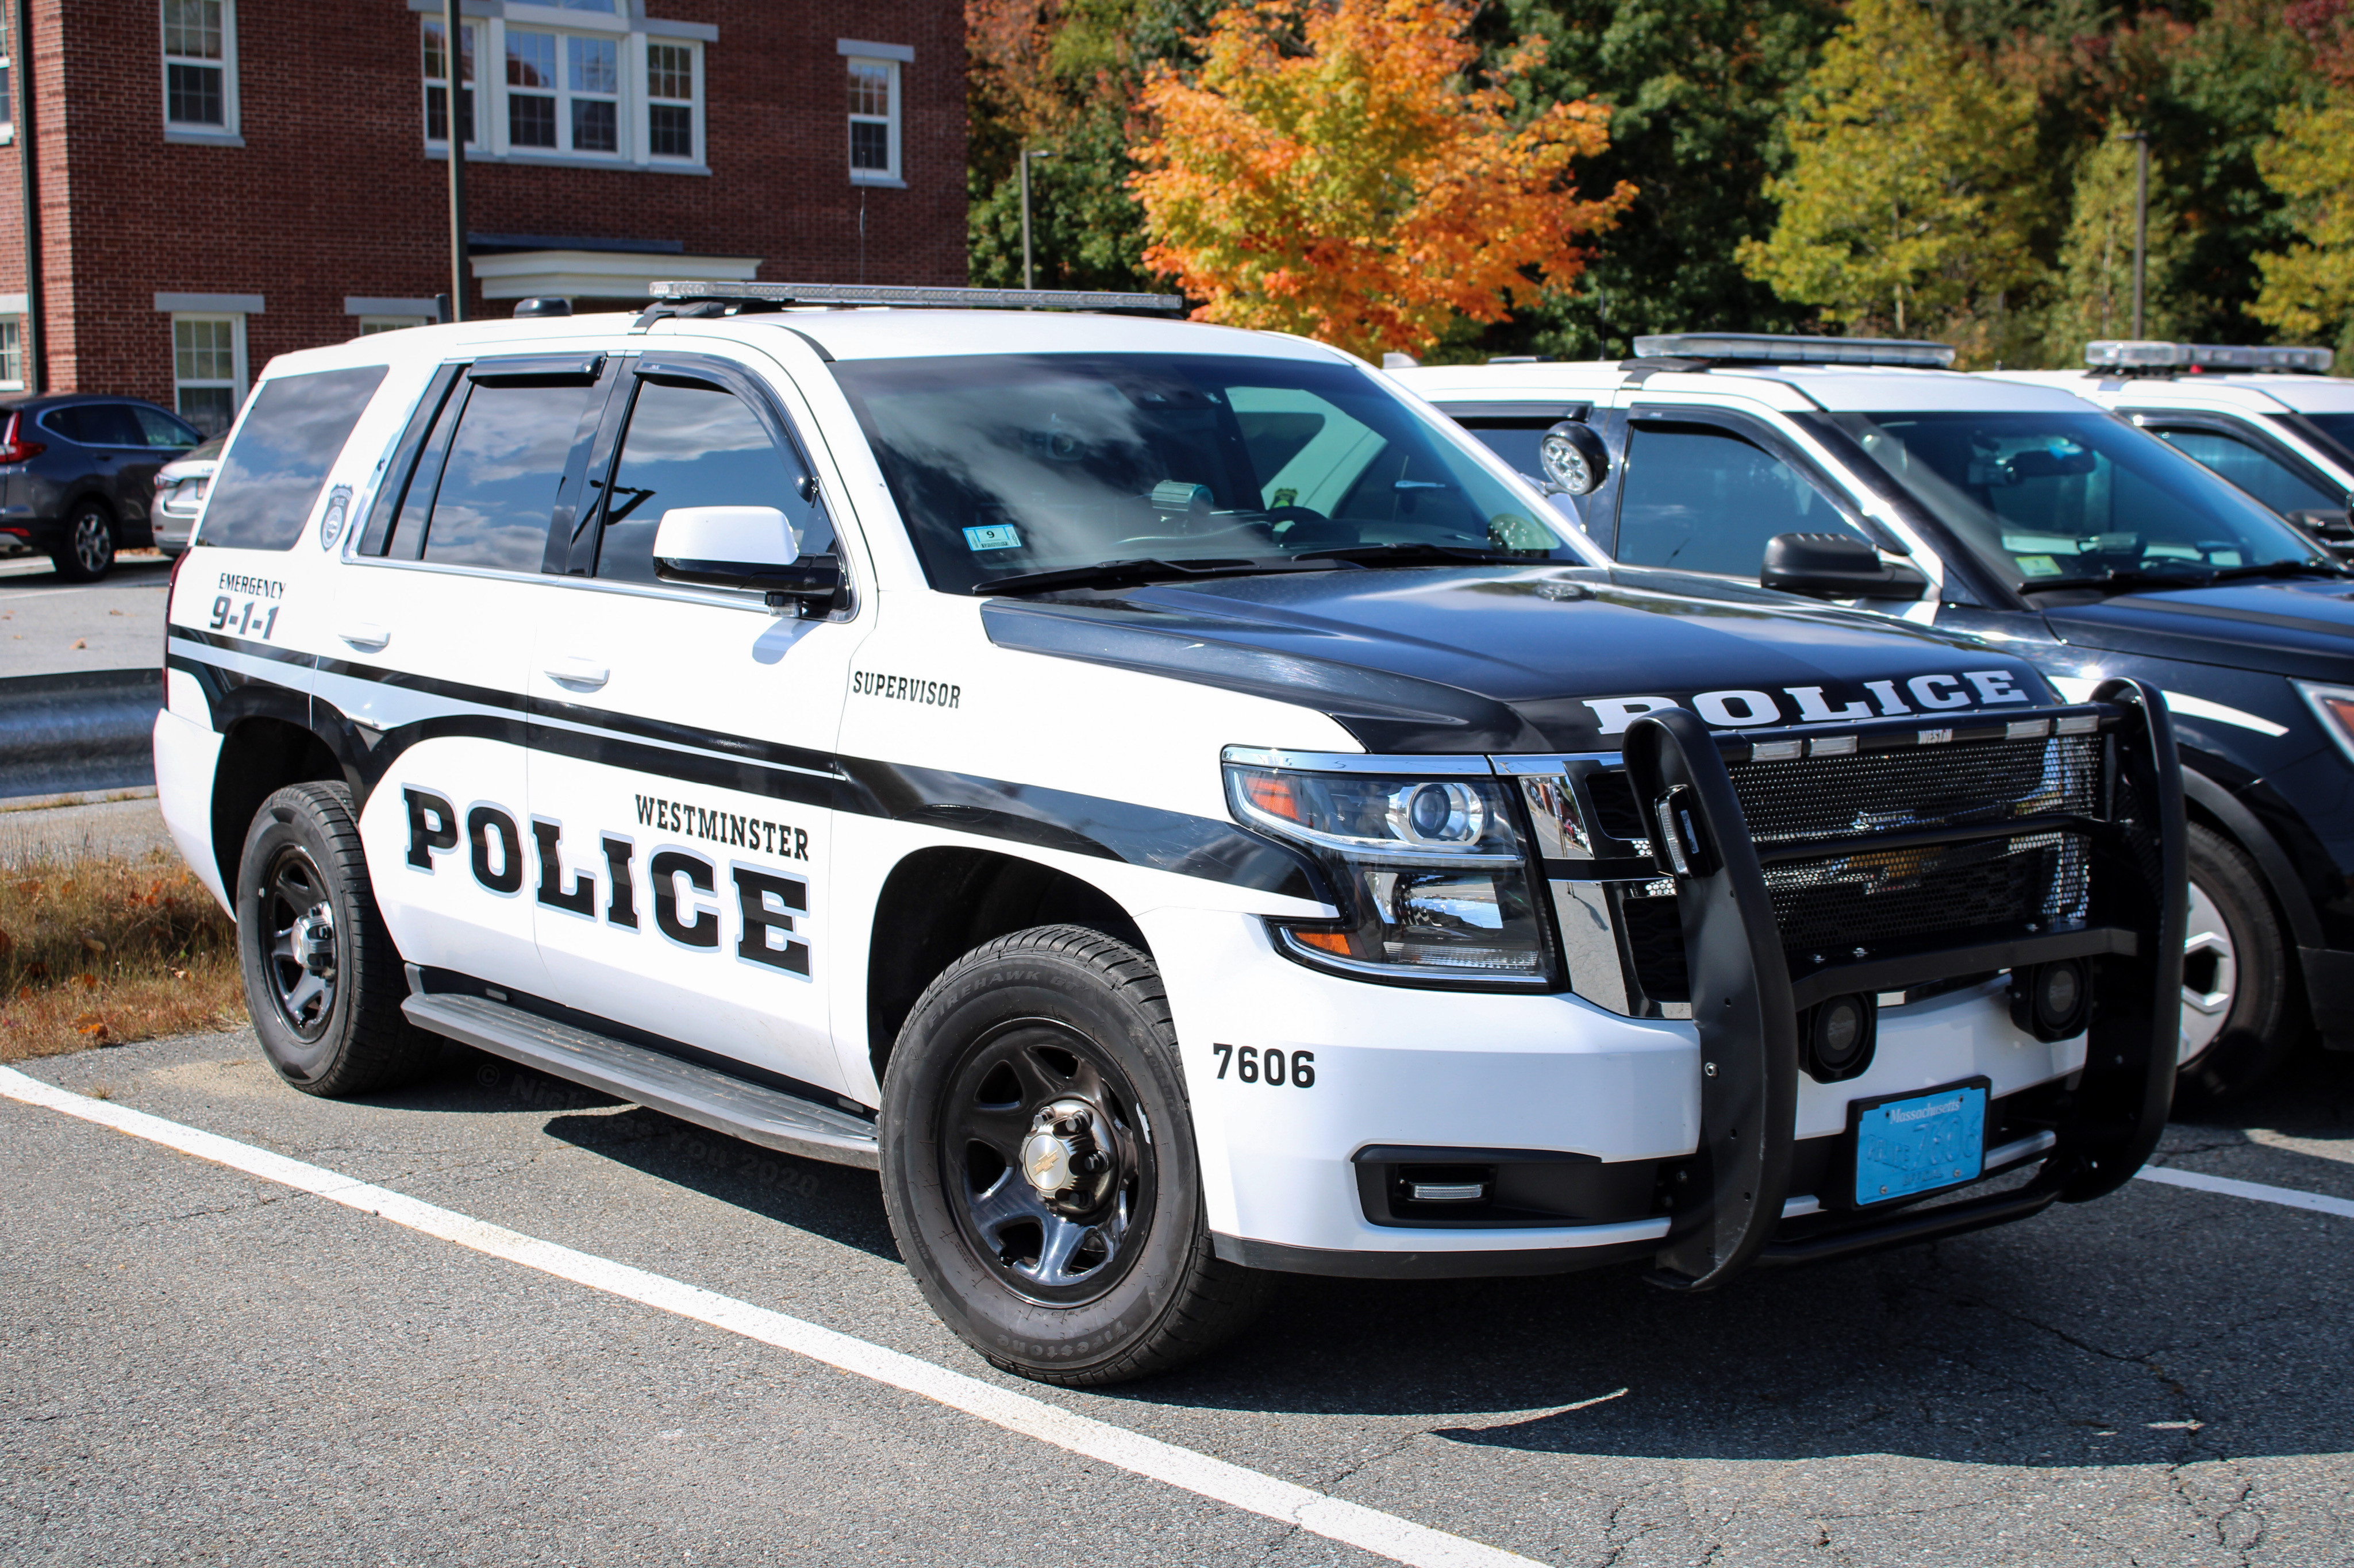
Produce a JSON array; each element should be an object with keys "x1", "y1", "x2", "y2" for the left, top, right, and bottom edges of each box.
[
  {"x1": 422, "y1": 382, "x2": 601, "y2": 572},
  {"x1": 201, "y1": 367, "x2": 390, "y2": 552},
  {"x1": 594, "y1": 377, "x2": 833, "y2": 584},
  {"x1": 1615, "y1": 423, "x2": 1858, "y2": 575},
  {"x1": 134, "y1": 406, "x2": 202, "y2": 449},
  {"x1": 2151, "y1": 426, "x2": 2338, "y2": 516}
]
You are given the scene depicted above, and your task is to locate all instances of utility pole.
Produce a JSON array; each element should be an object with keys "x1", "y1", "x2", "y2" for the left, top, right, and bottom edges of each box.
[
  {"x1": 2120, "y1": 130, "x2": 2150, "y2": 339},
  {"x1": 1020, "y1": 148, "x2": 1053, "y2": 291},
  {"x1": 444, "y1": 0, "x2": 468, "y2": 322}
]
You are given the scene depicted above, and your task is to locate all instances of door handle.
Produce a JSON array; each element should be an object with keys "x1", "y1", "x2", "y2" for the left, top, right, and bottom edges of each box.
[
  {"x1": 338, "y1": 623, "x2": 391, "y2": 652},
  {"x1": 544, "y1": 656, "x2": 609, "y2": 689}
]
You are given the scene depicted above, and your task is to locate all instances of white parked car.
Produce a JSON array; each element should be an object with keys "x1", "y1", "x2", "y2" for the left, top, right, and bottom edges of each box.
[
  {"x1": 151, "y1": 433, "x2": 225, "y2": 556},
  {"x1": 1985, "y1": 342, "x2": 2353, "y2": 557},
  {"x1": 155, "y1": 291, "x2": 2180, "y2": 1384}
]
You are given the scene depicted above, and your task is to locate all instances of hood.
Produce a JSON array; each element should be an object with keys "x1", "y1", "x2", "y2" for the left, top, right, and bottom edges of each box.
[
  {"x1": 982, "y1": 564, "x2": 2060, "y2": 753},
  {"x1": 2044, "y1": 576, "x2": 2354, "y2": 683}
]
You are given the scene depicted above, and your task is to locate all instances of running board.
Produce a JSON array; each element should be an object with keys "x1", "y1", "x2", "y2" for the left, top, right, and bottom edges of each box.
[{"x1": 402, "y1": 992, "x2": 880, "y2": 1170}]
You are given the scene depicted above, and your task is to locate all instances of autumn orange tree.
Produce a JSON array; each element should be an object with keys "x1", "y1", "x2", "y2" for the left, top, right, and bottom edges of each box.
[{"x1": 1128, "y1": 0, "x2": 1633, "y2": 361}]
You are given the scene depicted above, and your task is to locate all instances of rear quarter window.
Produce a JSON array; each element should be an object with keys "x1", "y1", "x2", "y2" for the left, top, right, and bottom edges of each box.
[{"x1": 199, "y1": 365, "x2": 389, "y2": 551}]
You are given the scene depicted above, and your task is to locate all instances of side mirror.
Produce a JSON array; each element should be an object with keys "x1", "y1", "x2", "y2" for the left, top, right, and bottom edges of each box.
[
  {"x1": 653, "y1": 505, "x2": 844, "y2": 616},
  {"x1": 1761, "y1": 531, "x2": 1928, "y2": 602},
  {"x1": 1538, "y1": 421, "x2": 1609, "y2": 496}
]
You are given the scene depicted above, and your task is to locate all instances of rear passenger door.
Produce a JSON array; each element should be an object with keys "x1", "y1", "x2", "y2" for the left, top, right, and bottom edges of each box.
[
  {"x1": 332, "y1": 352, "x2": 616, "y2": 999},
  {"x1": 1607, "y1": 411, "x2": 1871, "y2": 577},
  {"x1": 525, "y1": 352, "x2": 864, "y2": 1096}
]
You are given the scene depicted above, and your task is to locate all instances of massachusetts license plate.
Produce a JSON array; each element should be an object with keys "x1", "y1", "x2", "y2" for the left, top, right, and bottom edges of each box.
[{"x1": 1854, "y1": 1084, "x2": 1987, "y2": 1205}]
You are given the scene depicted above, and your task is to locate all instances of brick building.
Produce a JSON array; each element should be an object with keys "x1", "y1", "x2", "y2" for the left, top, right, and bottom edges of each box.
[{"x1": 0, "y1": 0, "x2": 967, "y2": 432}]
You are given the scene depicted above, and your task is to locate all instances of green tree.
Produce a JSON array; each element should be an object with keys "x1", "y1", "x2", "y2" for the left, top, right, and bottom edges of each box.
[
  {"x1": 2252, "y1": 90, "x2": 2354, "y2": 352},
  {"x1": 1738, "y1": 0, "x2": 2047, "y2": 360},
  {"x1": 2047, "y1": 131, "x2": 2192, "y2": 348}
]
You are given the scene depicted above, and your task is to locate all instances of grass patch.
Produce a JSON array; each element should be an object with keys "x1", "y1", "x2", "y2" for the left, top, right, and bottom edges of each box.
[{"x1": 0, "y1": 849, "x2": 245, "y2": 1061}]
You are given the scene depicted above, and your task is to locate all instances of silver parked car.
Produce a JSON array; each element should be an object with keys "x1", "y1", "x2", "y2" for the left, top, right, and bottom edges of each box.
[{"x1": 151, "y1": 433, "x2": 225, "y2": 557}]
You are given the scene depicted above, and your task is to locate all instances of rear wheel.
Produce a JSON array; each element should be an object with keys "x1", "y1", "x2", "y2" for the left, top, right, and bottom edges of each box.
[
  {"x1": 50, "y1": 503, "x2": 114, "y2": 583},
  {"x1": 2175, "y1": 822, "x2": 2306, "y2": 1105},
  {"x1": 879, "y1": 926, "x2": 1268, "y2": 1386},
  {"x1": 237, "y1": 781, "x2": 439, "y2": 1096}
]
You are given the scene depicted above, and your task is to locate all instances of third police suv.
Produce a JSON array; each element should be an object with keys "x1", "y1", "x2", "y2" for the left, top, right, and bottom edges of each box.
[{"x1": 156, "y1": 285, "x2": 2184, "y2": 1385}]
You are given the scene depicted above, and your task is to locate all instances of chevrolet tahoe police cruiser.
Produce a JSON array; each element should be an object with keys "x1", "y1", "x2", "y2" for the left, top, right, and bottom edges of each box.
[
  {"x1": 157, "y1": 289, "x2": 2181, "y2": 1386},
  {"x1": 1984, "y1": 341, "x2": 2354, "y2": 558},
  {"x1": 1402, "y1": 332, "x2": 2347, "y2": 1105}
]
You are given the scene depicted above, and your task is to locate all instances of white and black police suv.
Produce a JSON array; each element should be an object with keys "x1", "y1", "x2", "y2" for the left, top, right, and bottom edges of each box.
[{"x1": 157, "y1": 287, "x2": 2181, "y2": 1385}]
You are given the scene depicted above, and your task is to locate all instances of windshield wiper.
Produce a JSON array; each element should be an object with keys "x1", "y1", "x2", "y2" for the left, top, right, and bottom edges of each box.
[
  {"x1": 2205, "y1": 557, "x2": 2351, "y2": 582},
  {"x1": 2015, "y1": 565, "x2": 2220, "y2": 594},
  {"x1": 972, "y1": 557, "x2": 1337, "y2": 596},
  {"x1": 1286, "y1": 541, "x2": 1535, "y2": 567}
]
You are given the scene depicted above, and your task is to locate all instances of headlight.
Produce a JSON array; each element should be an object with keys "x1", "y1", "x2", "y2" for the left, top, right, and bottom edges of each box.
[
  {"x1": 2299, "y1": 681, "x2": 2354, "y2": 768},
  {"x1": 1226, "y1": 759, "x2": 1551, "y2": 987}
]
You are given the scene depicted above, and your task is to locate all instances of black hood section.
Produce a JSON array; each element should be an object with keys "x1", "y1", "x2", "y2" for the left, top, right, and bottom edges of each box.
[
  {"x1": 982, "y1": 565, "x2": 2059, "y2": 754},
  {"x1": 2044, "y1": 577, "x2": 2354, "y2": 683}
]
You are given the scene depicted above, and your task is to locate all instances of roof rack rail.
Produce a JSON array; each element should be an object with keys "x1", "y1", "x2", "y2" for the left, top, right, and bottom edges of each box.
[
  {"x1": 647, "y1": 280, "x2": 1187, "y2": 315},
  {"x1": 2084, "y1": 340, "x2": 2333, "y2": 375},
  {"x1": 1630, "y1": 332, "x2": 1956, "y2": 370}
]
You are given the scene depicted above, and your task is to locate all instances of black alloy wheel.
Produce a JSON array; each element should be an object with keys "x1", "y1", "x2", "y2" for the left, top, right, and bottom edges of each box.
[
  {"x1": 880, "y1": 926, "x2": 1268, "y2": 1386},
  {"x1": 52, "y1": 503, "x2": 114, "y2": 583},
  {"x1": 237, "y1": 781, "x2": 440, "y2": 1096},
  {"x1": 945, "y1": 1019, "x2": 1157, "y2": 1304}
]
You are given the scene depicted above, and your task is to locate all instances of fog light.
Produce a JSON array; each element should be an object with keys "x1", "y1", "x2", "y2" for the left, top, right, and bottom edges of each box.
[
  {"x1": 1804, "y1": 993, "x2": 1876, "y2": 1082},
  {"x1": 2010, "y1": 958, "x2": 2091, "y2": 1042}
]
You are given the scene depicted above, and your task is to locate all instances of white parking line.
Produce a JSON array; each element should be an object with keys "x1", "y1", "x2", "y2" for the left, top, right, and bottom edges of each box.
[
  {"x1": 2134, "y1": 1164, "x2": 2354, "y2": 1219},
  {"x1": 0, "y1": 1066, "x2": 1543, "y2": 1568}
]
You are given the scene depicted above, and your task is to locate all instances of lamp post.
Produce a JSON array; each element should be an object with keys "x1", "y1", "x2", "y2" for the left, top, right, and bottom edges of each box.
[
  {"x1": 444, "y1": 0, "x2": 468, "y2": 322},
  {"x1": 2118, "y1": 130, "x2": 2149, "y2": 339},
  {"x1": 1020, "y1": 148, "x2": 1053, "y2": 291}
]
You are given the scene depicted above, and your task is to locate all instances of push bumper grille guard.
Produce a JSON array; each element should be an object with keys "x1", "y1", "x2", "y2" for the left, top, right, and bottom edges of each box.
[{"x1": 1619, "y1": 678, "x2": 2184, "y2": 1289}]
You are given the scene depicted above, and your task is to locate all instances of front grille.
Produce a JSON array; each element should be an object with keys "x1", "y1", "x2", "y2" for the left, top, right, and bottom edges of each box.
[{"x1": 1603, "y1": 733, "x2": 2105, "y2": 1006}]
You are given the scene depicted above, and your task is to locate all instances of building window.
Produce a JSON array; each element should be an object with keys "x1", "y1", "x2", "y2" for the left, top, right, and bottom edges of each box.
[
  {"x1": 423, "y1": 18, "x2": 478, "y2": 147},
  {"x1": 356, "y1": 317, "x2": 428, "y2": 336},
  {"x1": 1, "y1": 19, "x2": 14, "y2": 145},
  {"x1": 846, "y1": 58, "x2": 899, "y2": 182},
  {"x1": 172, "y1": 314, "x2": 244, "y2": 437},
  {"x1": 647, "y1": 41, "x2": 696, "y2": 160},
  {"x1": 0, "y1": 319, "x2": 21, "y2": 390},
  {"x1": 161, "y1": 0, "x2": 237, "y2": 137}
]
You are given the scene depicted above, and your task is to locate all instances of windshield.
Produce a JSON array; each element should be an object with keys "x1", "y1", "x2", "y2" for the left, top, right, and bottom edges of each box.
[
  {"x1": 832, "y1": 353, "x2": 1572, "y2": 592},
  {"x1": 2292, "y1": 411, "x2": 2354, "y2": 469},
  {"x1": 1830, "y1": 410, "x2": 2328, "y2": 589}
]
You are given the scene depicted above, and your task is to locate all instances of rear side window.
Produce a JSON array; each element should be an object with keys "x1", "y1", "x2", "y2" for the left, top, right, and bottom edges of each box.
[
  {"x1": 200, "y1": 367, "x2": 389, "y2": 551},
  {"x1": 2149, "y1": 426, "x2": 2338, "y2": 516},
  {"x1": 419, "y1": 381, "x2": 604, "y2": 572},
  {"x1": 47, "y1": 403, "x2": 145, "y2": 446}
]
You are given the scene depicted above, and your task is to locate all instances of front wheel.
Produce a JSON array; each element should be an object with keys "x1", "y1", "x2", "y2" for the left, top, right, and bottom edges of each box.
[
  {"x1": 2175, "y1": 823, "x2": 2307, "y2": 1105},
  {"x1": 879, "y1": 926, "x2": 1268, "y2": 1386}
]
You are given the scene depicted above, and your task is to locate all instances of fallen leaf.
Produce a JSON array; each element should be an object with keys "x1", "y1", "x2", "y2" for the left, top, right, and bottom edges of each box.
[
  {"x1": 76, "y1": 972, "x2": 97, "y2": 991},
  {"x1": 108, "y1": 608, "x2": 124, "y2": 616},
  {"x1": 70, "y1": 638, "x2": 85, "y2": 649},
  {"x1": 79, "y1": 933, "x2": 106, "y2": 955}
]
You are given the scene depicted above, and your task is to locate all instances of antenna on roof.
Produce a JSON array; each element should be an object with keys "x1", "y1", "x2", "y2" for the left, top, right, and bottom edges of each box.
[{"x1": 647, "y1": 281, "x2": 1187, "y2": 315}]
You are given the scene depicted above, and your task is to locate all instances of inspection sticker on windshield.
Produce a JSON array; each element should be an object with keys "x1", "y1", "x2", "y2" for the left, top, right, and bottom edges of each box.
[
  {"x1": 2017, "y1": 554, "x2": 2063, "y2": 578},
  {"x1": 963, "y1": 523, "x2": 1022, "y2": 552},
  {"x1": 1855, "y1": 1082, "x2": 1986, "y2": 1205}
]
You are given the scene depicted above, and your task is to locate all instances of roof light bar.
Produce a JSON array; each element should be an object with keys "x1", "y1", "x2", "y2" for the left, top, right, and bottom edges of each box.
[
  {"x1": 1631, "y1": 333, "x2": 1957, "y2": 369},
  {"x1": 648, "y1": 280, "x2": 1187, "y2": 315},
  {"x1": 2084, "y1": 340, "x2": 2334, "y2": 374}
]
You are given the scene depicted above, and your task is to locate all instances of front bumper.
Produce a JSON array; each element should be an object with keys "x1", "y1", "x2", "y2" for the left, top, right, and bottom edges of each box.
[{"x1": 1159, "y1": 681, "x2": 2183, "y2": 1285}]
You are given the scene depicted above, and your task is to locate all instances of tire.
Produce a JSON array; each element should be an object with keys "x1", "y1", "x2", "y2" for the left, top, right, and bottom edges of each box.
[
  {"x1": 49, "y1": 502, "x2": 115, "y2": 583},
  {"x1": 236, "y1": 781, "x2": 439, "y2": 1096},
  {"x1": 879, "y1": 925, "x2": 1270, "y2": 1386},
  {"x1": 2175, "y1": 822, "x2": 2308, "y2": 1106}
]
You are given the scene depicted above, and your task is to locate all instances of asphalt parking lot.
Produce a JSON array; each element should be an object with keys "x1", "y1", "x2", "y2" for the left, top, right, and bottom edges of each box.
[
  {"x1": 5, "y1": 1022, "x2": 2351, "y2": 1566},
  {"x1": 0, "y1": 552, "x2": 174, "y2": 679}
]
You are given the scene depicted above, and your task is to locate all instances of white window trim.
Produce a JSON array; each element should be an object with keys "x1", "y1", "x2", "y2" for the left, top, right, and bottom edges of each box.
[
  {"x1": 421, "y1": 15, "x2": 483, "y2": 152},
  {"x1": 844, "y1": 55, "x2": 901, "y2": 187},
  {"x1": 417, "y1": 5, "x2": 709, "y2": 174},
  {"x1": 168, "y1": 311, "x2": 249, "y2": 432},
  {"x1": 1, "y1": 28, "x2": 16, "y2": 147},
  {"x1": 356, "y1": 316, "x2": 430, "y2": 335},
  {"x1": 0, "y1": 315, "x2": 25, "y2": 392},
  {"x1": 160, "y1": 0, "x2": 241, "y2": 145}
]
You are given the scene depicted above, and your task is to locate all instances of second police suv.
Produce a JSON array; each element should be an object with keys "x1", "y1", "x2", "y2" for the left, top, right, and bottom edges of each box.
[{"x1": 159, "y1": 288, "x2": 2181, "y2": 1385}]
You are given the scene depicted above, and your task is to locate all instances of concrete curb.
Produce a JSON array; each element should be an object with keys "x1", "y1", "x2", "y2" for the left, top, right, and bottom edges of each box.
[{"x1": 0, "y1": 667, "x2": 163, "y2": 798}]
